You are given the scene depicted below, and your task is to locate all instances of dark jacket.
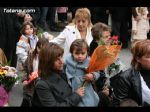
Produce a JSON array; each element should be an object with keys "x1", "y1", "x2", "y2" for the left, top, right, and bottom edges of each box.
[
  {"x1": 32, "y1": 71, "x2": 81, "y2": 107},
  {"x1": 89, "y1": 40, "x2": 98, "y2": 56},
  {"x1": 112, "y1": 68, "x2": 142, "y2": 106}
]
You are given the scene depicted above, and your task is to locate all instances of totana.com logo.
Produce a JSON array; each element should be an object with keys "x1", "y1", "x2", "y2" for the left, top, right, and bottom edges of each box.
[{"x1": 3, "y1": 8, "x2": 36, "y2": 13}]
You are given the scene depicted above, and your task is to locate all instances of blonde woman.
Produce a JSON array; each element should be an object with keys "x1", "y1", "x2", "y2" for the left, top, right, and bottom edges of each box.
[
  {"x1": 132, "y1": 7, "x2": 150, "y2": 43},
  {"x1": 50, "y1": 8, "x2": 93, "y2": 59}
]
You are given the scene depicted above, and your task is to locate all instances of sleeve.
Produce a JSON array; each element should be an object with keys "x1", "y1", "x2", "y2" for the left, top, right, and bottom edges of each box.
[
  {"x1": 16, "y1": 41, "x2": 28, "y2": 63},
  {"x1": 91, "y1": 71, "x2": 101, "y2": 81},
  {"x1": 112, "y1": 72, "x2": 131, "y2": 106},
  {"x1": 35, "y1": 80, "x2": 81, "y2": 107},
  {"x1": 50, "y1": 28, "x2": 67, "y2": 46},
  {"x1": 132, "y1": 16, "x2": 137, "y2": 31},
  {"x1": 89, "y1": 41, "x2": 98, "y2": 56},
  {"x1": 147, "y1": 19, "x2": 150, "y2": 32},
  {"x1": 132, "y1": 7, "x2": 138, "y2": 18}
]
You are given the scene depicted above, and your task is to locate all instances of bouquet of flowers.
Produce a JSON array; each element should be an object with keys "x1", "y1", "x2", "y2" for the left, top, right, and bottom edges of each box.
[
  {"x1": 0, "y1": 66, "x2": 19, "y2": 106},
  {"x1": 82, "y1": 36, "x2": 122, "y2": 87}
]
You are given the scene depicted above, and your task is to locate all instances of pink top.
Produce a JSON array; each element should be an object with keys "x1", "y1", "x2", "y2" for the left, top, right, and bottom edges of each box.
[{"x1": 57, "y1": 7, "x2": 68, "y2": 13}]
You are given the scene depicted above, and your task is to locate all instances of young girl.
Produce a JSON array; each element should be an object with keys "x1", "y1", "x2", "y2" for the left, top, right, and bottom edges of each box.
[
  {"x1": 21, "y1": 37, "x2": 49, "y2": 107},
  {"x1": 16, "y1": 21, "x2": 37, "y2": 72},
  {"x1": 65, "y1": 39, "x2": 99, "y2": 107},
  {"x1": 132, "y1": 7, "x2": 150, "y2": 44}
]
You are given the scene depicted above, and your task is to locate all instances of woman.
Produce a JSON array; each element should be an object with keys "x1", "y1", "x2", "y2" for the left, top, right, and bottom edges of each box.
[
  {"x1": 50, "y1": 8, "x2": 93, "y2": 58},
  {"x1": 113, "y1": 39, "x2": 150, "y2": 107},
  {"x1": 32, "y1": 43, "x2": 85, "y2": 107}
]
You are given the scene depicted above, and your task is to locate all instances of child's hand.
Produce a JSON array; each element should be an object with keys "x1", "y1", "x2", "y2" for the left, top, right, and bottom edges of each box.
[
  {"x1": 75, "y1": 87, "x2": 85, "y2": 97},
  {"x1": 23, "y1": 80, "x2": 29, "y2": 86},
  {"x1": 83, "y1": 73, "x2": 95, "y2": 81}
]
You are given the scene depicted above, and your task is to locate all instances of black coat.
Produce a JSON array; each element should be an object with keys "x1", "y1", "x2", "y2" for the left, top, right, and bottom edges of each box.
[
  {"x1": 89, "y1": 40, "x2": 98, "y2": 56},
  {"x1": 32, "y1": 71, "x2": 81, "y2": 107},
  {"x1": 112, "y1": 68, "x2": 142, "y2": 106}
]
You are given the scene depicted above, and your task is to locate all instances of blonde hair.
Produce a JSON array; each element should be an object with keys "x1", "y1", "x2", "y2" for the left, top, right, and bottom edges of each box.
[
  {"x1": 131, "y1": 39, "x2": 150, "y2": 70},
  {"x1": 70, "y1": 8, "x2": 93, "y2": 27},
  {"x1": 136, "y1": 7, "x2": 147, "y2": 15},
  {"x1": 0, "y1": 48, "x2": 7, "y2": 66}
]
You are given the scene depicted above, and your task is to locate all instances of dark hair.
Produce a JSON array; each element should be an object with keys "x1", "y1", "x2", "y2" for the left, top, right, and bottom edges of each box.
[
  {"x1": 91, "y1": 22, "x2": 111, "y2": 41},
  {"x1": 20, "y1": 21, "x2": 34, "y2": 35},
  {"x1": 131, "y1": 39, "x2": 150, "y2": 70},
  {"x1": 38, "y1": 42, "x2": 64, "y2": 79},
  {"x1": 24, "y1": 37, "x2": 49, "y2": 75},
  {"x1": 32, "y1": 37, "x2": 49, "y2": 58},
  {"x1": 70, "y1": 39, "x2": 89, "y2": 54}
]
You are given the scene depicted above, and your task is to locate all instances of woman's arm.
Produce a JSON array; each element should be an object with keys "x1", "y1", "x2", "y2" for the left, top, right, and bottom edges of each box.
[
  {"x1": 112, "y1": 71, "x2": 131, "y2": 106},
  {"x1": 35, "y1": 80, "x2": 81, "y2": 107},
  {"x1": 50, "y1": 28, "x2": 68, "y2": 46}
]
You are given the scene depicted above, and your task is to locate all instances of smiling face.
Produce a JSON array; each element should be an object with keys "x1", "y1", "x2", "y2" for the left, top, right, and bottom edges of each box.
[{"x1": 101, "y1": 31, "x2": 111, "y2": 44}]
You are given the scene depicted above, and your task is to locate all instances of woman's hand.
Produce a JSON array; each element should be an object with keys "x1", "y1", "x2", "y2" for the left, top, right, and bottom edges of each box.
[
  {"x1": 75, "y1": 87, "x2": 85, "y2": 97},
  {"x1": 83, "y1": 73, "x2": 95, "y2": 81},
  {"x1": 24, "y1": 14, "x2": 32, "y2": 22},
  {"x1": 102, "y1": 86, "x2": 109, "y2": 96}
]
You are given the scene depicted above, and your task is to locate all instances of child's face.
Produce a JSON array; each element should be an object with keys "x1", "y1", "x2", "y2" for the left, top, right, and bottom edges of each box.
[
  {"x1": 24, "y1": 25, "x2": 33, "y2": 36},
  {"x1": 101, "y1": 31, "x2": 111, "y2": 44},
  {"x1": 72, "y1": 48, "x2": 87, "y2": 62},
  {"x1": 137, "y1": 54, "x2": 150, "y2": 70},
  {"x1": 75, "y1": 17, "x2": 89, "y2": 32}
]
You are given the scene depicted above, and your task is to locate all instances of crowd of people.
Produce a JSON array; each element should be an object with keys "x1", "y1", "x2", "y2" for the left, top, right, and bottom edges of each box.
[{"x1": 0, "y1": 7, "x2": 150, "y2": 107}]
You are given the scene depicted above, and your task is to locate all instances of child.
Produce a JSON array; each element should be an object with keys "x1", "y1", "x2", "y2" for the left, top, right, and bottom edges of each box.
[
  {"x1": 90, "y1": 22, "x2": 125, "y2": 106},
  {"x1": 16, "y1": 21, "x2": 37, "y2": 72},
  {"x1": 21, "y1": 37, "x2": 49, "y2": 107},
  {"x1": 65, "y1": 39, "x2": 99, "y2": 107},
  {"x1": 132, "y1": 7, "x2": 150, "y2": 44}
]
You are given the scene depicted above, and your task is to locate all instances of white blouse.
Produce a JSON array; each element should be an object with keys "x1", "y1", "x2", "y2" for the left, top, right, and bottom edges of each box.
[{"x1": 140, "y1": 74, "x2": 150, "y2": 105}]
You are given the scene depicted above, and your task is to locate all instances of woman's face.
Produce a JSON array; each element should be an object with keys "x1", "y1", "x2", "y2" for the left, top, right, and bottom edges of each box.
[
  {"x1": 24, "y1": 25, "x2": 33, "y2": 36},
  {"x1": 137, "y1": 54, "x2": 150, "y2": 70},
  {"x1": 72, "y1": 48, "x2": 87, "y2": 62},
  {"x1": 101, "y1": 31, "x2": 111, "y2": 44},
  {"x1": 76, "y1": 17, "x2": 89, "y2": 32},
  {"x1": 53, "y1": 56, "x2": 64, "y2": 72}
]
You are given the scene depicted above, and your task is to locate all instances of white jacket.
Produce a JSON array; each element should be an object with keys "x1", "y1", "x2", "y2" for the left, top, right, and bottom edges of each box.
[
  {"x1": 132, "y1": 7, "x2": 150, "y2": 40},
  {"x1": 50, "y1": 25, "x2": 93, "y2": 59}
]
